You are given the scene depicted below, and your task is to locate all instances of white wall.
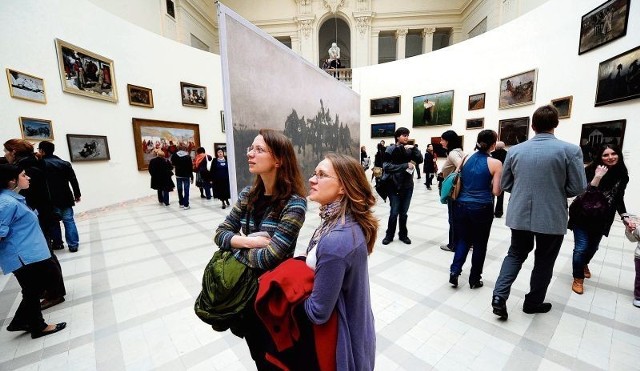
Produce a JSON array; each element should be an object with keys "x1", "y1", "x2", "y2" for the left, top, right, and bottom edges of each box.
[
  {"x1": 353, "y1": 0, "x2": 640, "y2": 212},
  {"x1": 0, "y1": 0, "x2": 224, "y2": 213}
]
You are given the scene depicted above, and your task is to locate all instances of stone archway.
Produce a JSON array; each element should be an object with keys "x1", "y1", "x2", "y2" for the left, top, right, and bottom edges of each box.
[{"x1": 318, "y1": 16, "x2": 350, "y2": 68}]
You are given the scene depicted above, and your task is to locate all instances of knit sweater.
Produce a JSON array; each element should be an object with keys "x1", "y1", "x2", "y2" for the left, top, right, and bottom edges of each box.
[{"x1": 214, "y1": 186, "x2": 307, "y2": 270}]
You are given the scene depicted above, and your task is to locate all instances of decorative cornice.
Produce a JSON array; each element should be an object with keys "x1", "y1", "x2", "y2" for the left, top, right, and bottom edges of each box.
[
  {"x1": 295, "y1": 15, "x2": 315, "y2": 37},
  {"x1": 395, "y1": 28, "x2": 408, "y2": 39},
  {"x1": 422, "y1": 27, "x2": 436, "y2": 37},
  {"x1": 294, "y1": 0, "x2": 311, "y2": 4},
  {"x1": 323, "y1": 0, "x2": 344, "y2": 14}
]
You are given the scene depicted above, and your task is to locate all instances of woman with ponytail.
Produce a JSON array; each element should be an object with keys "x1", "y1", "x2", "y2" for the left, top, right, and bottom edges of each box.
[{"x1": 448, "y1": 130, "x2": 503, "y2": 289}]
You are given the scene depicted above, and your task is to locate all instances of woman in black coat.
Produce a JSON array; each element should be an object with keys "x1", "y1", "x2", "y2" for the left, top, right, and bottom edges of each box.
[{"x1": 148, "y1": 149, "x2": 175, "y2": 206}]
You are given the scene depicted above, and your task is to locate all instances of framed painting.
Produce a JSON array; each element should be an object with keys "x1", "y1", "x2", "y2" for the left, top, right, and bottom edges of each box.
[
  {"x1": 498, "y1": 117, "x2": 530, "y2": 146},
  {"x1": 499, "y1": 69, "x2": 537, "y2": 109},
  {"x1": 466, "y1": 118, "x2": 484, "y2": 130},
  {"x1": 595, "y1": 45, "x2": 640, "y2": 106},
  {"x1": 66, "y1": 134, "x2": 110, "y2": 162},
  {"x1": 578, "y1": 0, "x2": 630, "y2": 55},
  {"x1": 214, "y1": 142, "x2": 228, "y2": 157},
  {"x1": 430, "y1": 135, "x2": 463, "y2": 158},
  {"x1": 551, "y1": 96, "x2": 573, "y2": 119},
  {"x1": 412, "y1": 90, "x2": 455, "y2": 127},
  {"x1": 579, "y1": 119, "x2": 626, "y2": 164},
  {"x1": 180, "y1": 82, "x2": 207, "y2": 108},
  {"x1": 132, "y1": 118, "x2": 201, "y2": 170},
  {"x1": 371, "y1": 122, "x2": 395, "y2": 138},
  {"x1": 468, "y1": 93, "x2": 485, "y2": 111},
  {"x1": 127, "y1": 84, "x2": 154, "y2": 108},
  {"x1": 370, "y1": 96, "x2": 401, "y2": 116},
  {"x1": 19, "y1": 117, "x2": 53, "y2": 141},
  {"x1": 220, "y1": 110, "x2": 226, "y2": 133},
  {"x1": 6, "y1": 69, "x2": 46, "y2": 103},
  {"x1": 54, "y1": 38, "x2": 117, "y2": 103}
]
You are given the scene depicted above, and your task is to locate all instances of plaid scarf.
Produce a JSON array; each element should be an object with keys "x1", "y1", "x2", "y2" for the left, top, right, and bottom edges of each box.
[{"x1": 306, "y1": 199, "x2": 343, "y2": 254}]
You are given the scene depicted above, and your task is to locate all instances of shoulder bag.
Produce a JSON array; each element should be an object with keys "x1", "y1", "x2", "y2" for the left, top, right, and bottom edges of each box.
[{"x1": 440, "y1": 155, "x2": 468, "y2": 204}]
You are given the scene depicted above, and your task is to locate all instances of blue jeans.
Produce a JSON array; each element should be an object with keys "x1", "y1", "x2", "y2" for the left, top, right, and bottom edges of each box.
[
  {"x1": 450, "y1": 202, "x2": 494, "y2": 282},
  {"x1": 51, "y1": 207, "x2": 79, "y2": 247},
  {"x1": 572, "y1": 227, "x2": 603, "y2": 278},
  {"x1": 176, "y1": 177, "x2": 191, "y2": 207},
  {"x1": 202, "y1": 181, "x2": 212, "y2": 199},
  {"x1": 386, "y1": 187, "x2": 413, "y2": 239},
  {"x1": 157, "y1": 190, "x2": 169, "y2": 205}
]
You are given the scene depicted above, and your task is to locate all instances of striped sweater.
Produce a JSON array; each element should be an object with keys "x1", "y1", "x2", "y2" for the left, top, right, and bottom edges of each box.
[{"x1": 214, "y1": 186, "x2": 307, "y2": 270}]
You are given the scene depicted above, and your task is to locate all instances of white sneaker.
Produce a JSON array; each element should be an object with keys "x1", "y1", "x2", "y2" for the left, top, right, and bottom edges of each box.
[
  {"x1": 183, "y1": 206, "x2": 190, "y2": 210},
  {"x1": 633, "y1": 298, "x2": 640, "y2": 308},
  {"x1": 179, "y1": 205, "x2": 185, "y2": 209}
]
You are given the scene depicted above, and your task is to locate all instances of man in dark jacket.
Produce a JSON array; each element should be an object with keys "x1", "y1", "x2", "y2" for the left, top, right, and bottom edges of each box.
[
  {"x1": 38, "y1": 141, "x2": 81, "y2": 252},
  {"x1": 382, "y1": 127, "x2": 423, "y2": 245},
  {"x1": 171, "y1": 145, "x2": 194, "y2": 209},
  {"x1": 491, "y1": 141, "x2": 508, "y2": 218}
]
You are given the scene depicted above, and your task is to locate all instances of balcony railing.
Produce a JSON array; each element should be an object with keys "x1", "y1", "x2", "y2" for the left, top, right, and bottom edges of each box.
[{"x1": 323, "y1": 68, "x2": 352, "y2": 85}]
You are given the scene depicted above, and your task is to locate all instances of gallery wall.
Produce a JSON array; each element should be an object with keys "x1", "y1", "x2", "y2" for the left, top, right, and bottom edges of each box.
[
  {"x1": 353, "y1": 0, "x2": 640, "y2": 212},
  {"x1": 0, "y1": 0, "x2": 224, "y2": 212}
]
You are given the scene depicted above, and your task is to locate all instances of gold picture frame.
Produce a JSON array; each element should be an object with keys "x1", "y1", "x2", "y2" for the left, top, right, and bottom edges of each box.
[
  {"x1": 6, "y1": 68, "x2": 46, "y2": 104},
  {"x1": 19, "y1": 117, "x2": 54, "y2": 141},
  {"x1": 180, "y1": 82, "x2": 207, "y2": 108},
  {"x1": 127, "y1": 84, "x2": 154, "y2": 108},
  {"x1": 132, "y1": 118, "x2": 201, "y2": 170},
  {"x1": 551, "y1": 96, "x2": 573, "y2": 119},
  {"x1": 54, "y1": 38, "x2": 118, "y2": 103}
]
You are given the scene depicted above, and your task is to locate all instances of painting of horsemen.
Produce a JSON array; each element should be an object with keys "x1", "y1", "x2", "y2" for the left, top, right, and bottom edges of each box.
[
  {"x1": 19, "y1": 117, "x2": 53, "y2": 141},
  {"x1": 217, "y1": 4, "x2": 360, "y2": 195},
  {"x1": 499, "y1": 69, "x2": 537, "y2": 109},
  {"x1": 132, "y1": 118, "x2": 200, "y2": 171},
  {"x1": 578, "y1": 0, "x2": 630, "y2": 55}
]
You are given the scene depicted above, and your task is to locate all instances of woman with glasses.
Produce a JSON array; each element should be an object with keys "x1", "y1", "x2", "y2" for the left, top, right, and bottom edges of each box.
[
  {"x1": 302, "y1": 153, "x2": 377, "y2": 370},
  {"x1": 214, "y1": 129, "x2": 307, "y2": 369}
]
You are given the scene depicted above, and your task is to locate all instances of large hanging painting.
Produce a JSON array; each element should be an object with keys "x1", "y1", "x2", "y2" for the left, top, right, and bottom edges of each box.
[
  {"x1": 218, "y1": 4, "x2": 360, "y2": 196},
  {"x1": 579, "y1": 119, "x2": 626, "y2": 164},
  {"x1": 54, "y1": 38, "x2": 117, "y2": 102},
  {"x1": 6, "y1": 69, "x2": 46, "y2": 103},
  {"x1": 595, "y1": 45, "x2": 640, "y2": 106},
  {"x1": 578, "y1": 0, "x2": 630, "y2": 55},
  {"x1": 132, "y1": 118, "x2": 200, "y2": 170},
  {"x1": 499, "y1": 69, "x2": 536, "y2": 109},
  {"x1": 412, "y1": 90, "x2": 454, "y2": 127},
  {"x1": 498, "y1": 117, "x2": 530, "y2": 146}
]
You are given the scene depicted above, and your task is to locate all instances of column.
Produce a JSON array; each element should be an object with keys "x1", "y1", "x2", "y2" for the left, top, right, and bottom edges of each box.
[
  {"x1": 451, "y1": 26, "x2": 464, "y2": 45},
  {"x1": 395, "y1": 28, "x2": 408, "y2": 60},
  {"x1": 422, "y1": 27, "x2": 435, "y2": 54},
  {"x1": 370, "y1": 30, "x2": 379, "y2": 65}
]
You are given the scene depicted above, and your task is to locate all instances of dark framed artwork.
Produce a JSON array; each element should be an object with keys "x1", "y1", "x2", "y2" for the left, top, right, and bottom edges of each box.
[
  {"x1": 466, "y1": 118, "x2": 484, "y2": 130},
  {"x1": 6, "y1": 68, "x2": 46, "y2": 103},
  {"x1": 54, "y1": 38, "x2": 117, "y2": 102},
  {"x1": 412, "y1": 90, "x2": 454, "y2": 127},
  {"x1": 370, "y1": 96, "x2": 401, "y2": 116},
  {"x1": 551, "y1": 96, "x2": 573, "y2": 119},
  {"x1": 430, "y1": 135, "x2": 464, "y2": 158},
  {"x1": 214, "y1": 142, "x2": 227, "y2": 157},
  {"x1": 578, "y1": 0, "x2": 630, "y2": 55},
  {"x1": 579, "y1": 119, "x2": 626, "y2": 164},
  {"x1": 468, "y1": 93, "x2": 485, "y2": 110},
  {"x1": 595, "y1": 45, "x2": 640, "y2": 106},
  {"x1": 371, "y1": 122, "x2": 395, "y2": 138},
  {"x1": 498, "y1": 117, "x2": 530, "y2": 146},
  {"x1": 220, "y1": 110, "x2": 226, "y2": 133},
  {"x1": 19, "y1": 117, "x2": 53, "y2": 141},
  {"x1": 180, "y1": 82, "x2": 207, "y2": 108},
  {"x1": 132, "y1": 118, "x2": 201, "y2": 170},
  {"x1": 127, "y1": 84, "x2": 154, "y2": 108},
  {"x1": 499, "y1": 69, "x2": 537, "y2": 109},
  {"x1": 66, "y1": 134, "x2": 110, "y2": 162}
]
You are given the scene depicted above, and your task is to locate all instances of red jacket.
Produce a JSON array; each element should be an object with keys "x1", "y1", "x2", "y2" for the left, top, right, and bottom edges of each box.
[{"x1": 255, "y1": 258, "x2": 337, "y2": 371}]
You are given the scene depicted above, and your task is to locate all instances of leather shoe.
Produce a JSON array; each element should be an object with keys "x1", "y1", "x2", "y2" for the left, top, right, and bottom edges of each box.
[
  {"x1": 492, "y1": 295, "x2": 508, "y2": 319},
  {"x1": 400, "y1": 237, "x2": 411, "y2": 244},
  {"x1": 7, "y1": 323, "x2": 30, "y2": 332},
  {"x1": 469, "y1": 280, "x2": 484, "y2": 289},
  {"x1": 382, "y1": 238, "x2": 392, "y2": 245},
  {"x1": 41, "y1": 297, "x2": 65, "y2": 310},
  {"x1": 572, "y1": 278, "x2": 584, "y2": 294},
  {"x1": 449, "y1": 273, "x2": 458, "y2": 288},
  {"x1": 31, "y1": 322, "x2": 67, "y2": 339},
  {"x1": 440, "y1": 244, "x2": 454, "y2": 252},
  {"x1": 583, "y1": 265, "x2": 591, "y2": 279},
  {"x1": 523, "y1": 302, "x2": 552, "y2": 314},
  {"x1": 52, "y1": 243, "x2": 64, "y2": 250}
]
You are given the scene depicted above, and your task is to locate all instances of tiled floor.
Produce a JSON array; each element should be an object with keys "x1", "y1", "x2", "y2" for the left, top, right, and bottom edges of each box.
[{"x1": 1, "y1": 182, "x2": 639, "y2": 370}]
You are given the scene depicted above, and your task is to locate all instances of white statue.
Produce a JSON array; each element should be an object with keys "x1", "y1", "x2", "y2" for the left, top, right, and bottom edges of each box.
[{"x1": 328, "y1": 42, "x2": 340, "y2": 61}]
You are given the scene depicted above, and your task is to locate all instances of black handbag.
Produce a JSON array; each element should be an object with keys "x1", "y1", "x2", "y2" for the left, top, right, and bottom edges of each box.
[{"x1": 569, "y1": 187, "x2": 609, "y2": 222}]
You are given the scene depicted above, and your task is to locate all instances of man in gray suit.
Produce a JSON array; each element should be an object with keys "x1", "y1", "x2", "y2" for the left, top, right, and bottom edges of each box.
[{"x1": 492, "y1": 105, "x2": 587, "y2": 319}]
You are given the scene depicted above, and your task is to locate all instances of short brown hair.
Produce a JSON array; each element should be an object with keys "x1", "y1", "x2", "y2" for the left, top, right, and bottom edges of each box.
[{"x1": 532, "y1": 105, "x2": 559, "y2": 133}]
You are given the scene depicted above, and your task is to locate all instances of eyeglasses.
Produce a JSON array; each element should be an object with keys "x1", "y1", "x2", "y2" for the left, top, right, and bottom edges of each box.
[
  {"x1": 246, "y1": 145, "x2": 270, "y2": 155},
  {"x1": 310, "y1": 171, "x2": 337, "y2": 180}
]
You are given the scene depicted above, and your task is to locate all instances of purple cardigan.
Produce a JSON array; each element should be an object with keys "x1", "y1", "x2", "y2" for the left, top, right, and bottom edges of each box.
[{"x1": 304, "y1": 217, "x2": 376, "y2": 371}]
